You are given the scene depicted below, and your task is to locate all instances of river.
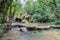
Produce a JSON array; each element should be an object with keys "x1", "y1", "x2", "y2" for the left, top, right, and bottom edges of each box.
[{"x1": 1, "y1": 27, "x2": 60, "y2": 40}]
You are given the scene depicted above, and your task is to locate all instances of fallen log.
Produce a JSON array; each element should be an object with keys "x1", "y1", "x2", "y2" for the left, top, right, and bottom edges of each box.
[
  {"x1": 49, "y1": 25, "x2": 60, "y2": 29},
  {"x1": 5, "y1": 23, "x2": 60, "y2": 31}
]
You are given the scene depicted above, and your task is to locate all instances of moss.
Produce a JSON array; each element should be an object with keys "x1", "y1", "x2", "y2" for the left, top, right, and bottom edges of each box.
[{"x1": 0, "y1": 25, "x2": 5, "y2": 38}]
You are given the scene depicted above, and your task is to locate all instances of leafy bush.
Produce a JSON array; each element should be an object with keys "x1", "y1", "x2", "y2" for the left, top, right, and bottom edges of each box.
[
  {"x1": 29, "y1": 13, "x2": 42, "y2": 22},
  {"x1": 29, "y1": 13, "x2": 49, "y2": 23},
  {"x1": 55, "y1": 21, "x2": 60, "y2": 25}
]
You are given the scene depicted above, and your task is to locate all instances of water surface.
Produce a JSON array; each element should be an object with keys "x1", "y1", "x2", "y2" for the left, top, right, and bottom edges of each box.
[{"x1": 1, "y1": 28, "x2": 60, "y2": 40}]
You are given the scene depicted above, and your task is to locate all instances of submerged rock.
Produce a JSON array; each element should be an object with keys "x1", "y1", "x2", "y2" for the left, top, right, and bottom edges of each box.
[{"x1": 20, "y1": 27, "x2": 27, "y2": 32}]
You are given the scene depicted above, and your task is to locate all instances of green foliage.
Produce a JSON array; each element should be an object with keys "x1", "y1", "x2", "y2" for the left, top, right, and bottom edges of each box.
[
  {"x1": 1, "y1": 0, "x2": 60, "y2": 25},
  {"x1": 12, "y1": 0, "x2": 60, "y2": 24},
  {"x1": 55, "y1": 21, "x2": 60, "y2": 25}
]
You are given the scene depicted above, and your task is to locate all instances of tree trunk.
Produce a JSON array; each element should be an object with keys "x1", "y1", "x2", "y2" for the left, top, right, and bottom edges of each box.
[
  {"x1": 52, "y1": 0, "x2": 60, "y2": 20},
  {"x1": 0, "y1": 0, "x2": 13, "y2": 24}
]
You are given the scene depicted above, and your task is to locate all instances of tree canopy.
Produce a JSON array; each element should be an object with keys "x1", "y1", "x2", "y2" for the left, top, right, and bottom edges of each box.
[{"x1": 0, "y1": 0, "x2": 60, "y2": 24}]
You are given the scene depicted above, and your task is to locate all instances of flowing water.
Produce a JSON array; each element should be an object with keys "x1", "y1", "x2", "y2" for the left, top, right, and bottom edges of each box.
[{"x1": 1, "y1": 27, "x2": 60, "y2": 40}]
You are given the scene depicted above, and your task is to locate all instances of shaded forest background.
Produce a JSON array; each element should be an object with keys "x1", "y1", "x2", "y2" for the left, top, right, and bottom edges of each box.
[{"x1": 0, "y1": 0, "x2": 60, "y2": 25}]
